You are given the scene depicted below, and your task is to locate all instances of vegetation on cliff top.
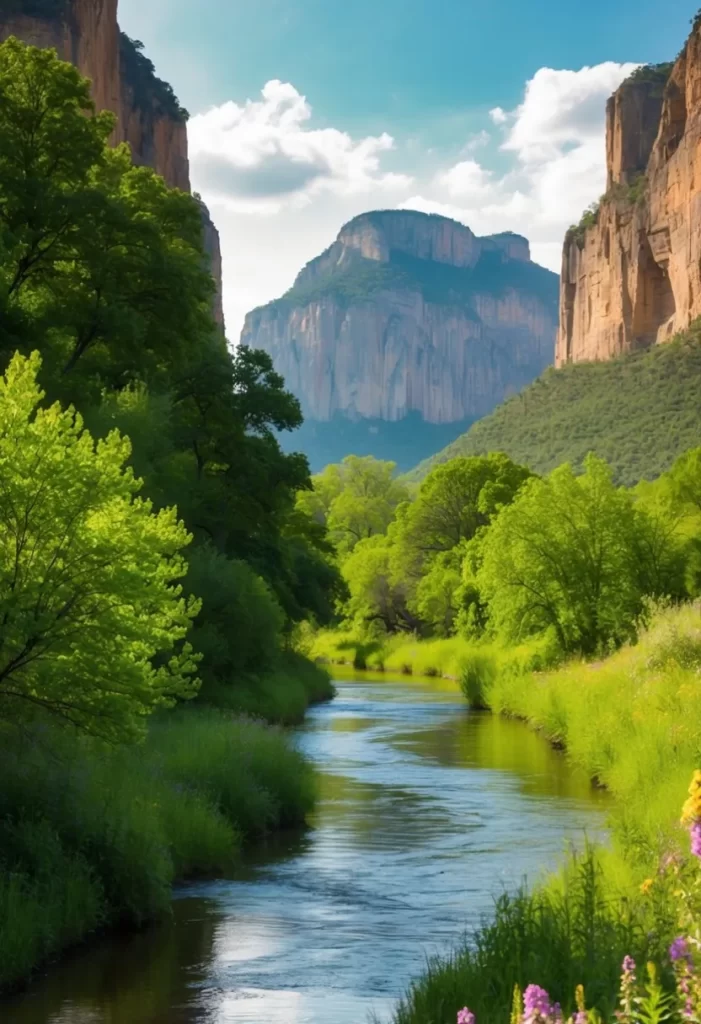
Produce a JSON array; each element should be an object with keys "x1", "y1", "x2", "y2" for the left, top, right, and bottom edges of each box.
[
  {"x1": 621, "y1": 61, "x2": 674, "y2": 88},
  {"x1": 410, "y1": 322, "x2": 701, "y2": 486},
  {"x1": 120, "y1": 34, "x2": 189, "y2": 121},
  {"x1": 263, "y1": 249, "x2": 558, "y2": 317}
]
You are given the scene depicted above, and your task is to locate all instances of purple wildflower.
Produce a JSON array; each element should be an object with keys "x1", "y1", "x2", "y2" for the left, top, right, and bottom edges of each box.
[
  {"x1": 622, "y1": 956, "x2": 636, "y2": 975},
  {"x1": 457, "y1": 1009, "x2": 475, "y2": 1024},
  {"x1": 570, "y1": 1013, "x2": 587, "y2": 1024},
  {"x1": 524, "y1": 985, "x2": 556, "y2": 1022},
  {"x1": 670, "y1": 937, "x2": 692, "y2": 964},
  {"x1": 690, "y1": 821, "x2": 701, "y2": 859}
]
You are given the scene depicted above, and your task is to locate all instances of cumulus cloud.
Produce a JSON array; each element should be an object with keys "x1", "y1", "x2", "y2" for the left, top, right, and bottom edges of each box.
[
  {"x1": 402, "y1": 61, "x2": 639, "y2": 270},
  {"x1": 188, "y1": 79, "x2": 412, "y2": 214}
]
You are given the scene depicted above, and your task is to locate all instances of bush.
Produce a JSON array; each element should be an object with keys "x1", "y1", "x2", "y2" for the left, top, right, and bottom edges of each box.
[{"x1": 186, "y1": 544, "x2": 285, "y2": 689}]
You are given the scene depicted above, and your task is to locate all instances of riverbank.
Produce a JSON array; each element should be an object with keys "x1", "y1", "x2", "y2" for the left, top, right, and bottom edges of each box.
[
  {"x1": 0, "y1": 659, "x2": 330, "y2": 994},
  {"x1": 314, "y1": 606, "x2": 701, "y2": 1023}
]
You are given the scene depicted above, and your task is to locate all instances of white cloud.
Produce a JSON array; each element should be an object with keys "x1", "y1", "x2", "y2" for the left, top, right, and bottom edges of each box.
[
  {"x1": 461, "y1": 129, "x2": 491, "y2": 153},
  {"x1": 188, "y1": 80, "x2": 412, "y2": 214},
  {"x1": 192, "y1": 63, "x2": 640, "y2": 339},
  {"x1": 404, "y1": 61, "x2": 639, "y2": 272}
]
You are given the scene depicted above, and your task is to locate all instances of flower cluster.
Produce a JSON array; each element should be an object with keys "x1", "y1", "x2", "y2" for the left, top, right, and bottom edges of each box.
[{"x1": 681, "y1": 770, "x2": 701, "y2": 860}]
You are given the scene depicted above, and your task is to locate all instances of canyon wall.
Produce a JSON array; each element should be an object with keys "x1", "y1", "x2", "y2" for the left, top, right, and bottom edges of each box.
[
  {"x1": 0, "y1": 0, "x2": 224, "y2": 327},
  {"x1": 557, "y1": 20, "x2": 701, "y2": 365},
  {"x1": 242, "y1": 211, "x2": 558, "y2": 424}
]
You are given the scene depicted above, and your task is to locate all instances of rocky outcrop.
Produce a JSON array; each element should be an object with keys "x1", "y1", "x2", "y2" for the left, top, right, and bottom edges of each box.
[
  {"x1": 242, "y1": 211, "x2": 558, "y2": 424},
  {"x1": 0, "y1": 0, "x2": 224, "y2": 328},
  {"x1": 557, "y1": 23, "x2": 701, "y2": 366}
]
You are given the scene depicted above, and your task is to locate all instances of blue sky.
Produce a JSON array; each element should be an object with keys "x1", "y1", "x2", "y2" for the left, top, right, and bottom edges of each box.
[{"x1": 119, "y1": 0, "x2": 696, "y2": 337}]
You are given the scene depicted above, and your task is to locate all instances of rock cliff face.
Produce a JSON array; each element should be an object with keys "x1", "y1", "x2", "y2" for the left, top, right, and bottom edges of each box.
[
  {"x1": 242, "y1": 212, "x2": 558, "y2": 427},
  {"x1": 0, "y1": 0, "x2": 224, "y2": 328},
  {"x1": 557, "y1": 20, "x2": 701, "y2": 366}
]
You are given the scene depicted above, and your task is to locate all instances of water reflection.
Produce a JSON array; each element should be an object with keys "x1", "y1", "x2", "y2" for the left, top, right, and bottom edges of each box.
[{"x1": 4, "y1": 676, "x2": 607, "y2": 1024}]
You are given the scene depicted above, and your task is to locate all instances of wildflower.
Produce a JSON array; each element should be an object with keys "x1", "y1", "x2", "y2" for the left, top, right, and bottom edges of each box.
[
  {"x1": 681, "y1": 770, "x2": 701, "y2": 825},
  {"x1": 522, "y1": 985, "x2": 562, "y2": 1023},
  {"x1": 457, "y1": 1009, "x2": 475, "y2": 1024},
  {"x1": 670, "y1": 936, "x2": 695, "y2": 1021},
  {"x1": 640, "y1": 878, "x2": 653, "y2": 895},
  {"x1": 691, "y1": 820, "x2": 701, "y2": 860},
  {"x1": 616, "y1": 956, "x2": 636, "y2": 1024},
  {"x1": 670, "y1": 937, "x2": 692, "y2": 964},
  {"x1": 570, "y1": 985, "x2": 587, "y2": 1024}
]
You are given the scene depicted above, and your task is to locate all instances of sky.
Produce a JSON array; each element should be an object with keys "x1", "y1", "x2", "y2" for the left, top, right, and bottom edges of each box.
[{"x1": 118, "y1": 0, "x2": 695, "y2": 340}]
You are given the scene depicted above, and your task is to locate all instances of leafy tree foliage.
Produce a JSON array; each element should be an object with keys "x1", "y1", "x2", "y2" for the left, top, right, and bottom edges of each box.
[
  {"x1": 185, "y1": 545, "x2": 284, "y2": 695},
  {"x1": 0, "y1": 39, "x2": 341, "y2": 732},
  {"x1": 341, "y1": 536, "x2": 414, "y2": 634},
  {"x1": 0, "y1": 39, "x2": 213, "y2": 404},
  {"x1": 392, "y1": 453, "x2": 532, "y2": 584},
  {"x1": 478, "y1": 455, "x2": 651, "y2": 654},
  {"x1": 0, "y1": 353, "x2": 199, "y2": 740},
  {"x1": 298, "y1": 455, "x2": 409, "y2": 555}
]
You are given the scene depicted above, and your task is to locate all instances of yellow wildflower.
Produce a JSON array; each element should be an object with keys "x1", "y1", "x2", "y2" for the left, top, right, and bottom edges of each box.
[
  {"x1": 640, "y1": 878, "x2": 653, "y2": 895},
  {"x1": 680, "y1": 770, "x2": 701, "y2": 824}
]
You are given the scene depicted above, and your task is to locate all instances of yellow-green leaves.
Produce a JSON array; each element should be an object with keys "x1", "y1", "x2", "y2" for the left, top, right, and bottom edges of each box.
[{"x1": 0, "y1": 352, "x2": 200, "y2": 742}]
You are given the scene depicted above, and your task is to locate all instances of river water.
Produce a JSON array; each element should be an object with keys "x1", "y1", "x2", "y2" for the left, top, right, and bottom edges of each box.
[{"x1": 6, "y1": 673, "x2": 607, "y2": 1024}]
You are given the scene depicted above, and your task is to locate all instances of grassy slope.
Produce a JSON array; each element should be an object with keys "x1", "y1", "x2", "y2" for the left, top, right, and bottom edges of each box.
[{"x1": 410, "y1": 324, "x2": 701, "y2": 486}]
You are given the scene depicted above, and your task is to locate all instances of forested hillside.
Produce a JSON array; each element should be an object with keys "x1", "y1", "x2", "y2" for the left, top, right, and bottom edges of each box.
[{"x1": 411, "y1": 324, "x2": 701, "y2": 485}]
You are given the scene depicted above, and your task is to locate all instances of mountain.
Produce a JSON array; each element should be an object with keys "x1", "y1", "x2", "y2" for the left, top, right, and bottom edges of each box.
[
  {"x1": 559, "y1": 15, "x2": 701, "y2": 365},
  {"x1": 417, "y1": 16, "x2": 701, "y2": 484},
  {"x1": 241, "y1": 210, "x2": 559, "y2": 471},
  {"x1": 0, "y1": 0, "x2": 224, "y2": 328}
]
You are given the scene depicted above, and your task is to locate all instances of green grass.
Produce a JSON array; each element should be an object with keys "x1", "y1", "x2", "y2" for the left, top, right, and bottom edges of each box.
[
  {"x1": 391, "y1": 852, "x2": 669, "y2": 1024},
  {"x1": 411, "y1": 323, "x2": 701, "y2": 486},
  {"x1": 0, "y1": 707, "x2": 315, "y2": 992},
  {"x1": 310, "y1": 630, "x2": 556, "y2": 707}
]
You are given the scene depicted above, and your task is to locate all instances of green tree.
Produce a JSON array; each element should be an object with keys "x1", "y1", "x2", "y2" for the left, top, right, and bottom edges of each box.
[
  {"x1": 341, "y1": 535, "x2": 414, "y2": 634},
  {"x1": 0, "y1": 353, "x2": 199, "y2": 741},
  {"x1": 0, "y1": 38, "x2": 214, "y2": 402},
  {"x1": 298, "y1": 455, "x2": 409, "y2": 556},
  {"x1": 392, "y1": 453, "x2": 532, "y2": 585},
  {"x1": 478, "y1": 455, "x2": 643, "y2": 655},
  {"x1": 185, "y1": 544, "x2": 284, "y2": 696},
  {"x1": 411, "y1": 546, "x2": 465, "y2": 637}
]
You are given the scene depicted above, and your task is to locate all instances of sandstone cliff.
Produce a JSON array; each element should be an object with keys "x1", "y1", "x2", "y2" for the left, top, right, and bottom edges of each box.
[
  {"x1": 557, "y1": 20, "x2": 701, "y2": 365},
  {"x1": 0, "y1": 0, "x2": 224, "y2": 328},
  {"x1": 242, "y1": 211, "x2": 558, "y2": 425}
]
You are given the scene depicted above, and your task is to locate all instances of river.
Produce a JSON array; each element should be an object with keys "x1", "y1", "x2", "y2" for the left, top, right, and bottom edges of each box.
[{"x1": 6, "y1": 672, "x2": 607, "y2": 1024}]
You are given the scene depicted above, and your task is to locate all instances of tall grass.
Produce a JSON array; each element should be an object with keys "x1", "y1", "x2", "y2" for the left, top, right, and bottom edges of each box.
[
  {"x1": 0, "y1": 707, "x2": 314, "y2": 992},
  {"x1": 310, "y1": 629, "x2": 556, "y2": 707},
  {"x1": 485, "y1": 603, "x2": 701, "y2": 860},
  {"x1": 391, "y1": 851, "x2": 670, "y2": 1024},
  {"x1": 200, "y1": 651, "x2": 334, "y2": 724}
]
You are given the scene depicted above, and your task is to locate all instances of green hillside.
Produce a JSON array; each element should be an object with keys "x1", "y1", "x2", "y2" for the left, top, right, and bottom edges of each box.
[{"x1": 410, "y1": 322, "x2": 701, "y2": 485}]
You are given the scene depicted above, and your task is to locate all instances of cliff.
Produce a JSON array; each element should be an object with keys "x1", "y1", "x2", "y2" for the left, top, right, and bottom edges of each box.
[
  {"x1": 0, "y1": 0, "x2": 224, "y2": 328},
  {"x1": 557, "y1": 20, "x2": 701, "y2": 366},
  {"x1": 242, "y1": 212, "x2": 558, "y2": 426}
]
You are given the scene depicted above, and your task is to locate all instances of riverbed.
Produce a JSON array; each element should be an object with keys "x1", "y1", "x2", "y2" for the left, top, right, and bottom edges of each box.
[{"x1": 6, "y1": 672, "x2": 608, "y2": 1024}]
